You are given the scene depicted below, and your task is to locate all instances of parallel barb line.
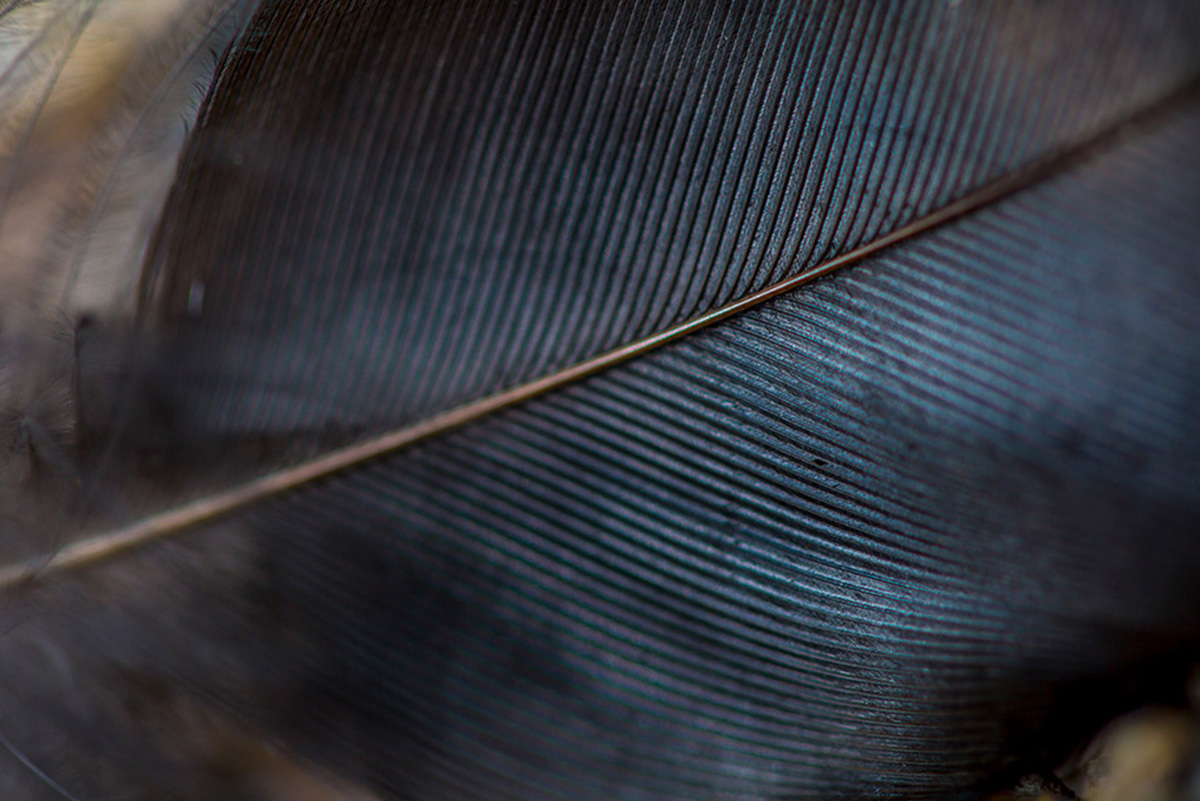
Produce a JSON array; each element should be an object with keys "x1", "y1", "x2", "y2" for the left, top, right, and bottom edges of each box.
[{"x1": 0, "y1": 81, "x2": 1191, "y2": 590}]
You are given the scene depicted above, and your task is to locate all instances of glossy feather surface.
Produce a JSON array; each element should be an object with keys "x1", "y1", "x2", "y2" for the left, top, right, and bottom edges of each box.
[
  {"x1": 140, "y1": 0, "x2": 1200, "y2": 445},
  {"x1": 86, "y1": 88, "x2": 1200, "y2": 801},
  {"x1": 1, "y1": 1, "x2": 1199, "y2": 800}
]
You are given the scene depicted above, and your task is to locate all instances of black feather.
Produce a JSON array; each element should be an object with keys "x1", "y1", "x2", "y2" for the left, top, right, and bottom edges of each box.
[{"x1": 2, "y1": 1, "x2": 1200, "y2": 799}]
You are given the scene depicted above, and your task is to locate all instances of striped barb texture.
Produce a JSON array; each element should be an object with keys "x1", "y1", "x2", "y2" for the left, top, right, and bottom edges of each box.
[
  {"x1": 2, "y1": 1, "x2": 1199, "y2": 800},
  {"x1": 140, "y1": 0, "x2": 1200, "y2": 445}
]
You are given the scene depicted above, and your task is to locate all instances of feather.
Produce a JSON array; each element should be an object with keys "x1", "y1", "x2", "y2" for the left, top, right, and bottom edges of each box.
[{"x1": 2, "y1": 0, "x2": 1200, "y2": 799}]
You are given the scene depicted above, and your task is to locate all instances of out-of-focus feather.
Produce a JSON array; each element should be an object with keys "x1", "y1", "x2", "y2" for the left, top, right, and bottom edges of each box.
[
  {"x1": 0, "y1": 0, "x2": 250, "y2": 320},
  {"x1": 2, "y1": 1, "x2": 1200, "y2": 800}
]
